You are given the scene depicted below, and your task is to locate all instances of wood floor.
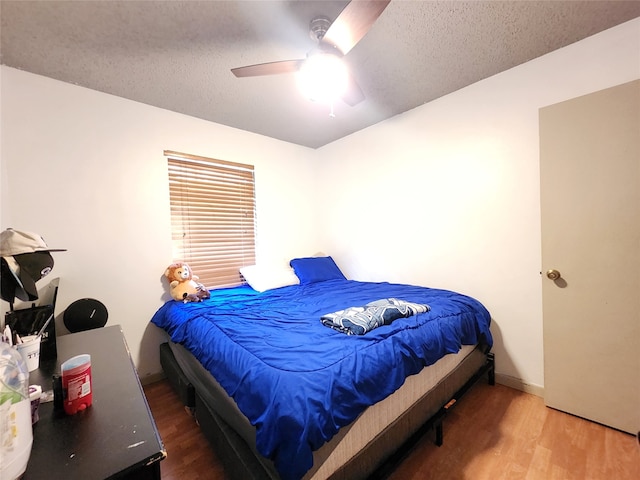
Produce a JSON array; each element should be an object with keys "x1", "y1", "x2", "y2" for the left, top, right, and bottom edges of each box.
[{"x1": 143, "y1": 379, "x2": 640, "y2": 480}]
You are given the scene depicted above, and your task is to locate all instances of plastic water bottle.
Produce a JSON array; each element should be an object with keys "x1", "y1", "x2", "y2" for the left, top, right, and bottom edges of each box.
[{"x1": 0, "y1": 342, "x2": 32, "y2": 479}]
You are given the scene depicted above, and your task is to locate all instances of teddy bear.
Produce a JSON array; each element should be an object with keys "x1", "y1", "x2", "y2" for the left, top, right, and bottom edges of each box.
[{"x1": 164, "y1": 262, "x2": 211, "y2": 303}]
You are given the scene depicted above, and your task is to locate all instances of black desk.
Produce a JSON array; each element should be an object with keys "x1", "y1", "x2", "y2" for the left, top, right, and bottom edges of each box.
[{"x1": 24, "y1": 325, "x2": 166, "y2": 479}]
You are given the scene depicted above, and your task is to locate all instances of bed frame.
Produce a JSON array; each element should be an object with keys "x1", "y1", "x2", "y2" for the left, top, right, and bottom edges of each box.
[{"x1": 159, "y1": 341, "x2": 495, "y2": 480}]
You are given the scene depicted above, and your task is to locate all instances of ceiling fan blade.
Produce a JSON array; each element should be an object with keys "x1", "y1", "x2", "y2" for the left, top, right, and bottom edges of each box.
[
  {"x1": 342, "y1": 73, "x2": 365, "y2": 106},
  {"x1": 231, "y1": 59, "x2": 304, "y2": 78},
  {"x1": 321, "y1": 0, "x2": 390, "y2": 55}
]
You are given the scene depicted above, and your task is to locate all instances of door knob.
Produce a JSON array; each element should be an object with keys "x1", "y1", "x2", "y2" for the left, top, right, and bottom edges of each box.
[{"x1": 546, "y1": 269, "x2": 561, "y2": 280}]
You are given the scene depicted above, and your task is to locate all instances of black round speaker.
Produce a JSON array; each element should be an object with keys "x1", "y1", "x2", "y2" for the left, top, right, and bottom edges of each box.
[{"x1": 64, "y1": 298, "x2": 108, "y2": 333}]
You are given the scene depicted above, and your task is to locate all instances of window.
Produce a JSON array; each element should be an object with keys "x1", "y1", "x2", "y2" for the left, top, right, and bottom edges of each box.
[{"x1": 165, "y1": 150, "x2": 256, "y2": 289}]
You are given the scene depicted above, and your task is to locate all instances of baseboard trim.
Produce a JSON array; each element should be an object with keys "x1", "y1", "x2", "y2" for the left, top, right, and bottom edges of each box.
[
  {"x1": 139, "y1": 371, "x2": 166, "y2": 386},
  {"x1": 495, "y1": 373, "x2": 544, "y2": 398}
]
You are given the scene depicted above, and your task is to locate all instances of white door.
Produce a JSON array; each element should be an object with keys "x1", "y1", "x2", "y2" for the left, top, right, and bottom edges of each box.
[{"x1": 539, "y1": 80, "x2": 640, "y2": 434}]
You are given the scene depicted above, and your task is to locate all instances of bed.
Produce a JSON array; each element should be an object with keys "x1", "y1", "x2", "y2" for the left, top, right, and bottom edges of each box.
[{"x1": 151, "y1": 257, "x2": 494, "y2": 480}]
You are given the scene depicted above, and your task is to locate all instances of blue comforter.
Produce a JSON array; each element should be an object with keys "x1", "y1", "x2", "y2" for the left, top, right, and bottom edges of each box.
[{"x1": 151, "y1": 279, "x2": 492, "y2": 480}]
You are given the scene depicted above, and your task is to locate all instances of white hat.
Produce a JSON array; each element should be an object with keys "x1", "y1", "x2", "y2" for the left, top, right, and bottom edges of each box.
[{"x1": 0, "y1": 228, "x2": 66, "y2": 256}]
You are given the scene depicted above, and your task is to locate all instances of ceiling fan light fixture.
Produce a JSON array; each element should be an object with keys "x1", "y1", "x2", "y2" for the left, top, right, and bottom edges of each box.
[{"x1": 297, "y1": 52, "x2": 348, "y2": 103}]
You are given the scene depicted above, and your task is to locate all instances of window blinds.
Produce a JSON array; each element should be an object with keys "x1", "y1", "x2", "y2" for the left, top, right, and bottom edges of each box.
[{"x1": 165, "y1": 150, "x2": 256, "y2": 289}]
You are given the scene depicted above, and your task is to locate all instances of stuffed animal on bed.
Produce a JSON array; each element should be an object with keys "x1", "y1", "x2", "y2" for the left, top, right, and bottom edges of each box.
[{"x1": 164, "y1": 262, "x2": 211, "y2": 303}]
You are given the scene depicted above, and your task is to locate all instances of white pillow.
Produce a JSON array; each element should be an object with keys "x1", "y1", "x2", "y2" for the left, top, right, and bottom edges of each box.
[{"x1": 240, "y1": 264, "x2": 300, "y2": 293}]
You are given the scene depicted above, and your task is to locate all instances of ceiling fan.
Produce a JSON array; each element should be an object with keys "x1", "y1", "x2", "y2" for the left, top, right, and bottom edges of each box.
[{"x1": 231, "y1": 0, "x2": 391, "y2": 106}]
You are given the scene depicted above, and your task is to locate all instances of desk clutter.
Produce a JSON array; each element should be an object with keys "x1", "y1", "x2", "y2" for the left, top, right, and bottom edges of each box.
[
  {"x1": 0, "y1": 342, "x2": 33, "y2": 480},
  {"x1": 2, "y1": 322, "x2": 93, "y2": 410},
  {"x1": 0, "y1": 228, "x2": 89, "y2": 479},
  {"x1": 21, "y1": 326, "x2": 167, "y2": 479},
  {"x1": 1, "y1": 331, "x2": 95, "y2": 480},
  {"x1": 0, "y1": 229, "x2": 126, "y2": 479}
]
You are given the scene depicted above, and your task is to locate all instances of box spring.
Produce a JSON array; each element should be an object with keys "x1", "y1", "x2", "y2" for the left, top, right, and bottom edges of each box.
[{"x1": 159, "y1": 339, "x2": 493, "y2": 479}]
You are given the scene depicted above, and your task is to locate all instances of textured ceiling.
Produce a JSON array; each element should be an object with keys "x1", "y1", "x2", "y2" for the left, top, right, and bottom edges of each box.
[{"x1": 2, "y1": 1, "x2": 639, "y2": 148}]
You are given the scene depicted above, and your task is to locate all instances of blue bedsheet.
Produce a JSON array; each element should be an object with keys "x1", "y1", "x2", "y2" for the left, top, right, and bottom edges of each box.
[{"x1": 151, "y1": 279, "x2": 492, "y2": 480}]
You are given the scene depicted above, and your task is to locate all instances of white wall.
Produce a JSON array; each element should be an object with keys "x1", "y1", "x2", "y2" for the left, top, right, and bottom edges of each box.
[
  {"x1": 0, "y1": 68, "x2": 320, "y2": 380},
  {"x1": 316, "y1": 18, "x2": 640, "y2": 393}
]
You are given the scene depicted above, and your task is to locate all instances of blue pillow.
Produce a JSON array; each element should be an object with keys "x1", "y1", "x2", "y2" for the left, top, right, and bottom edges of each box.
[{"x1": 289, "y1": 256, "x2": 346, "y2": 284}]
